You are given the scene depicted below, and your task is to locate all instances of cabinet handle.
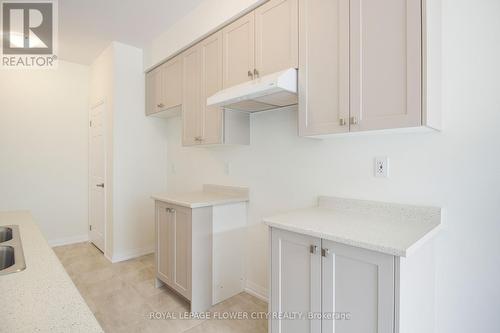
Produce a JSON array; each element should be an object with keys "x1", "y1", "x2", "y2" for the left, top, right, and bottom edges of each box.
[
  {"x1": 339, "y1": 118, "x2": 347, "y2": 126},
  {"x1": 166, "y1": 208, "x2": 176, "y2": 213},
  {"x1": 254, "y1": 68, "x2": 259, "y2": 78},
  {"x1": 321, "y1": 248, "x2": 330, "y2": 257},
  {"x1": 350, "y1": 116, "x2": 358, "y2": 125},
  {"x1": 194, "y1": 136, "x2": 203, "y2": 142},
  {"x1": 310, "y1": 245, "x2": 318, "y2": 254},
  {"x1": 157, "y1": 103, "x2": 165, "y2": 108},
  {"x1": 248, "y1": 70, "x2": 254, "y2": 79}
]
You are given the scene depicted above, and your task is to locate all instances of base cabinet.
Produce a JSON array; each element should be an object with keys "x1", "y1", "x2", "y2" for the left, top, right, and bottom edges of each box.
[
  {"x1": 270, "y1": 228, "x2": 395, "y2": 333},
  {"x1": 155, "y1": 200, "x2": 247, "y2": 312}
]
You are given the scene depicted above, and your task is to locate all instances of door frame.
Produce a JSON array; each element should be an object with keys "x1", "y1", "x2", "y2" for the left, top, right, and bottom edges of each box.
[{"x1": 88, "y1": 99, "x2": 107, "y2": 254}]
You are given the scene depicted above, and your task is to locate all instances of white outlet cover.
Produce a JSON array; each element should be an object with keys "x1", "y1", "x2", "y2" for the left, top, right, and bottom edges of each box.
[{"x1": 374, "y1": 156, "x2": 389, "y2": 178}]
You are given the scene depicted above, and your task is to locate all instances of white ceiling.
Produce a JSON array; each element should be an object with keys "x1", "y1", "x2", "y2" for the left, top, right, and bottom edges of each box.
[{"x1": 58, "y1": 0, "x2": 204, "y2": 65}]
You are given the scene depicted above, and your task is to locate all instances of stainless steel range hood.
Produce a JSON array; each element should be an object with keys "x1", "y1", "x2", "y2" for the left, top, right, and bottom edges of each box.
[{"x1": 206, "y1": 68, "x2": 298, "y2": 112}]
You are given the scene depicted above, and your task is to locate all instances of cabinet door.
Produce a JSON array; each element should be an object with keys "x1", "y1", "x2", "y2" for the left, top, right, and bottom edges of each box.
[
  {"x1": 156, "y1": 203, "x2": 174, "y2": 284},
  {"x1": 298, "y1": 0, "x2": 350, "y2": 136},
  {"x1": 145, "y1": 67, "x2": 163, "y2": 115},
  {"x1": 182, "y1": 45, "x2": 202, "y2": 146},
  {"x1": 321, "y1": 240, "x2": 395, "y2": 333},
  {"x1": 169, "y1": 204, "x2": 192, "y2": 300},
  {"x1": 349, "y1": 0, "x2": 422, "y2": 131},
  {"x1": 200, "y1": 32, "x2": 223, "y2": 145},
  {"x1": 162, "y1": 55, "x2": 183, "y2": 110},
  {"x1": 255, "y1": 0, "x2": 298, "y2": 77},
  {"x1": 271, "y1": 228, "x2": 321, "y2": 333},
  {"x1": 222, "y1": 12, "x2": 255, "y2": 88}
]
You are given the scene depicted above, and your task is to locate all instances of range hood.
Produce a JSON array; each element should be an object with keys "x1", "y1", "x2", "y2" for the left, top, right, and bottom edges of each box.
[{"x1": 207, "y1": 68, "x2": 298, "y2": 112}]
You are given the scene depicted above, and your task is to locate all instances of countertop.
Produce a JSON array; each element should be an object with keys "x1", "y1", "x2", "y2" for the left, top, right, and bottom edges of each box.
[
  {"x1": 0, "y1": 211, "x2": 103, "y2": 333},
  {"x1": 263, "y1": 196, "x2": 441, "y2": 257},
  {"x1": 152, "y1": 184, "x2": 249, "y2": 208}
]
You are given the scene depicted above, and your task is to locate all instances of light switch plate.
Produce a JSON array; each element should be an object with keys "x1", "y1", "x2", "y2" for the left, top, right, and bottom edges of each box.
[{"x1": 374, "y1": 156, "x2": 389, "y2": 178}]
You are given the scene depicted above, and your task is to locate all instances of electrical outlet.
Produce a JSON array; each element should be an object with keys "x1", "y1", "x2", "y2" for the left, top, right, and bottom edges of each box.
[{"x1": 374, "y1": 156, "x2": 389, "y2": 178}]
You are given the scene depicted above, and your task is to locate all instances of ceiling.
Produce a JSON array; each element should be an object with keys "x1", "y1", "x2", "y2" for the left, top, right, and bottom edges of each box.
[{"x1": 58, "y1": 0, "x2": 204, "y2": 65}]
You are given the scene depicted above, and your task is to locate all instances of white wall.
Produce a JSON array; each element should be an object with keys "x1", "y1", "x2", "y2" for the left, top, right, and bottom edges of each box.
[
  {"x1": 90, "y1": 42, "x2": 168, "y2": 261},
  {"x1": 145, "y1": 0, "x2": 500, "y2": 331},
  {"x1": 0, "y1": 61, "x2": 90, "y2": 245}
]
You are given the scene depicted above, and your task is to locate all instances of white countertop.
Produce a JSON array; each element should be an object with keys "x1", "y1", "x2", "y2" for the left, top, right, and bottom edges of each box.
[
  {"x1": 0, "y1": 211, "x2": 103, "y2": 333},
  {"x1": 152, "y1": 184, "x2": 249, "y2": 208},
  {"x1": 263, "y1": 197, "x2": 441, "y2": 257}
]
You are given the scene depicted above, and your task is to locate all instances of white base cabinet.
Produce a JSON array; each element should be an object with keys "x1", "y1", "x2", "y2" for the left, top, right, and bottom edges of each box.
[
  {"x1": 270, "y1": 228, "x2": 436, "y2": 333},
  {"x1": 155, "y1": 200, "x2": 247, "y2": 312}
]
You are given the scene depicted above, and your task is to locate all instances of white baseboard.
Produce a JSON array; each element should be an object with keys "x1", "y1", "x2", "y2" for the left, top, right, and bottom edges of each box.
[
  {"x1": 48, "y1": 234, "x2": 89, "y2": 247},
  {"x1": 111, "y1": 245, "x2": 154, "y2": 263},
  {"x1": 244, "y1": 280, "x2": 268, "y2": 303}
]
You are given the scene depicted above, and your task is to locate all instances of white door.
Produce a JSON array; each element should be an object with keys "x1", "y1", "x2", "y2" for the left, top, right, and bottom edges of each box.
[
  {"x1": 89, "y1": 102, "x2": 106, "y2": 252},
  {"x1": 271, "y1": 228, "x2": 321, "y2": 333},
  {"x1": 321, "y1": 240, "x2": 395, "y2": 333}
]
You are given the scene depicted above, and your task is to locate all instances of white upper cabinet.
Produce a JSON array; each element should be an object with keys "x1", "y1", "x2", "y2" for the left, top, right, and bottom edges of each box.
[
  {"x1": 182, "y1": 45, "x2": 202, "y2": 146},
  {"x1": 146, "y1": 55, "x2": 183, "y2": 117},
  {"x1": 299, "y1": 0, "x2": 437, "y2": 137},
  {"x1": 222, "y1": 12, "x2": 255, "y2": 88},
  {"x1": 349, "y1": 0, "x2": 422, "y2": 132},
  {"x1": 200, "y1": 31, "x2": 224, "y2": 145},
  {"x1": 255, "y1": 0, "x2": 298, "y2": 77},
  {"x1": 298, "y1": 0, "x2": 349, "y2": 136}
]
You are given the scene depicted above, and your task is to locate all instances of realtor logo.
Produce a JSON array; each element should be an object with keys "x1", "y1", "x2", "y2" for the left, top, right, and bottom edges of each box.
[{"x1": 1, "y1": 0, "x2": 58, "y2": 68}]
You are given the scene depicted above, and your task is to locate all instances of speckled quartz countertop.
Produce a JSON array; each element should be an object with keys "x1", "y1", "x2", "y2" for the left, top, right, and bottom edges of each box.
[
  {"x1": 0, "y1": 211, "x2": 103, "y2": 333},
  {"x1": 152, "y1": 184, "x2": 249, "y2": 208},
  {"x1": 263, "y1": 197, "x2": 441, "y2": 257}
]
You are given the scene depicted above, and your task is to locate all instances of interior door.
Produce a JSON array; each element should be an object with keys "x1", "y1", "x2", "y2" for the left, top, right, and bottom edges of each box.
[
  {"x1": 255, "y1": 0, "x2": 298, "y2": 77},
  {"x1": 200, "y1": 32, "x2": 223, "y2": 145},
  {"x1": 321, "y1": 240, "x2": 395, "y2": 333},
  {"x1": 89, "y1": 102, "x2": 106, "y2": 252},
  {"x1": 271, "y1": 228, "x2": 321, "y2": 333},
  {"x1": 222, "y1": 11, "x2": 255, "y2": 88},
  {"x1": 349, "y1": 0, "x2": 422, "y2": 131},
  {"x1": 182, "y1": 45, "x2": 202, "y2": 146},
  {"x1": 298, "y1": 0, "x2": 350, "y2": 136}
]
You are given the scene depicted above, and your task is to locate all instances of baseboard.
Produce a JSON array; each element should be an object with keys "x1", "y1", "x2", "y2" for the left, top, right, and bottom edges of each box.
[
  {"x1": 48, "y1": 234, "x2": 89, "y2": 247},
  {"x1": 111, "y1": 245, "x2": 154, "y2": 263},
  {"x1": 244, "y1": 280, "x2": 268, "y2": 303}
]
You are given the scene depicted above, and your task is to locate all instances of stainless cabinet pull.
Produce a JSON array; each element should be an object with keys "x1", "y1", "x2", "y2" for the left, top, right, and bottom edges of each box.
[
  {"x1": 248, "y1": 70, "x2": 254, "y2": 79},
  {"x1": 253, "y1": 68, "x2": 259, "y2": 78},
  {"x1": 350, "y1": 116, "x2": 358, "y2": 125},
  {"x1": 194, "y1": 136, "x2": 203, "y2": 142},
  {"x1": 321, "y1": 248, "x2": 330, "y2": 257},
  {"x1": 96, "y1": 183, "x2": 104, "y2": 188},
  {"x1": 310, "y1": 245, "x2": 318, "y2": 254},
  {"x1": 166, "y1": 208, "x2": 176, "y2": 213},
  {"x1": 339, "y1": 118, "x2": 347, "y2": 126},
  {"x1": 157, "y1": 103, "x2": 165, "y2": 108}
]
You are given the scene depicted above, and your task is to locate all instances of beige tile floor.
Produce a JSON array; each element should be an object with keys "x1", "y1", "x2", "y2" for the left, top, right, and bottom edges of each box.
[{"x1": 54, "y1": 242, "x2": 268, "y2": 333}]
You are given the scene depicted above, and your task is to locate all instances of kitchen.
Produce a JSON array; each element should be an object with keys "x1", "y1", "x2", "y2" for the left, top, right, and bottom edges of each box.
[{"x1": 1, "y1": 0, "x2": 500, "y2": 332}]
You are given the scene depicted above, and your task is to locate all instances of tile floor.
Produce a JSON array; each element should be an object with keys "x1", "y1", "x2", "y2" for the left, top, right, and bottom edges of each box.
[{"x1": 53, "y1": 242, "x2": 268, "y2": 333}]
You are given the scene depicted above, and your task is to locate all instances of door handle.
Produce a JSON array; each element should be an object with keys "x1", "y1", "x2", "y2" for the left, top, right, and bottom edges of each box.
[{"x1": 96, "y1": 183, "x2": 104, "y2": 188}]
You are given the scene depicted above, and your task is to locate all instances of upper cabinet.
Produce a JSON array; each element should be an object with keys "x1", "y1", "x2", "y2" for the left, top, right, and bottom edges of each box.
[
  {"x1": 349, "y1": 0, "x2": 422, "y2": 132},
  {"x1": 298, "y1": 0, "x2": 349, "y2": 136},
  {"x1": 255, "y1": 0, "x2": 298, "y2": 77},
  {"x1": 223, "y1": 0, "x2": 299, "y2": 88},
  {"x1": 145, "y1": 55, "x2": 182, "y2": 117},
  {"x1": 222, "y1": 12, "x2": 255, "y2": 88},
  {"x1": 299, "y1": 0, "x2": 438, "y2": 137},
  {"x1": 182, "y1": 33, "x2": 250, "y2": 147}
]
